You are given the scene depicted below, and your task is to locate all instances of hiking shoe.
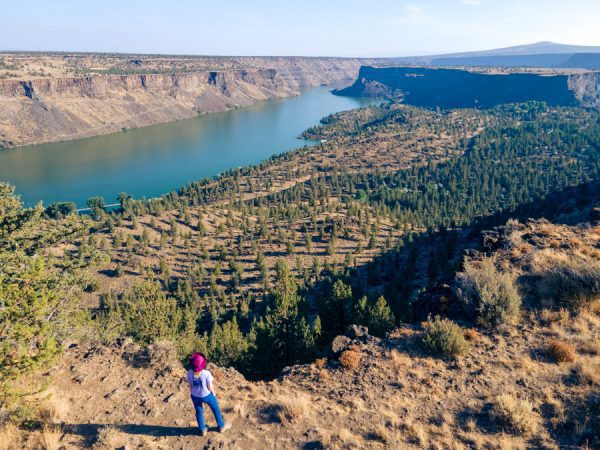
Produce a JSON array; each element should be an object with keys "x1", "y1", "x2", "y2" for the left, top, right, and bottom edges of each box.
[
  {"x1": 219, "y1": 423, "x2": 232, "y2": 433},
  {"x1": 200, "y1": 428, "x2": 208, "y2": 437}
]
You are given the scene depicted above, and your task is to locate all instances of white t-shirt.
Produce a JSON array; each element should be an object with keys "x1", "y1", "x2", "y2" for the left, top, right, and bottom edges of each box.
[{"x1": 187, "y1": 369, "x2": 213, "y2": 398}]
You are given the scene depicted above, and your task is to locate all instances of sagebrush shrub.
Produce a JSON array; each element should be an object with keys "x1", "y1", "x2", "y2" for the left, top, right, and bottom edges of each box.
[
  {"x1": 421, "y1": 316, "x2": 470, "y2": 358},
  {"x1": 455, "y1": 256, "x2": 521, "y2": 327}
]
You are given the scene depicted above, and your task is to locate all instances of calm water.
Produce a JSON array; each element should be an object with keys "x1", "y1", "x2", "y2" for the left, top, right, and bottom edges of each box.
[{"x1": 0, "y1": 86, "x2": 375, "y2": 207}]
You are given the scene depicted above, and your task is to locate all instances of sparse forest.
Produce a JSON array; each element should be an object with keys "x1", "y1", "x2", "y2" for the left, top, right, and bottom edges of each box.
[{"x1": 1, "y1": 100, "x2": 600, "y2": 448}]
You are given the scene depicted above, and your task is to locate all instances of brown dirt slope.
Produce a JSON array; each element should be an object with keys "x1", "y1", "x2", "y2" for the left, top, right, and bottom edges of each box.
[{"x1": 9, "y1": 294, "x2": 599, "y2": 449}]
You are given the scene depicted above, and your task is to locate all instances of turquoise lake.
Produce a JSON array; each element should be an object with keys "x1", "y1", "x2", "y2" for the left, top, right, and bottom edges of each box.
[{"x1": 0, "y1": 86, "x2": 376, "y2": 207}]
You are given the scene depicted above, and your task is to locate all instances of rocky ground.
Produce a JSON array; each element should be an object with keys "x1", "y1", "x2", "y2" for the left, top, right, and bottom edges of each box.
[{"x1": 5, "y1": 297, "x2": 598, "y2": 450}]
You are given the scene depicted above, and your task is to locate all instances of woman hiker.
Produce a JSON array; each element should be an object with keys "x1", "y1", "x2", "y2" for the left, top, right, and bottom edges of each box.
[{"x1": 187, "y1": 352, "x2": 232, "y2": 436}]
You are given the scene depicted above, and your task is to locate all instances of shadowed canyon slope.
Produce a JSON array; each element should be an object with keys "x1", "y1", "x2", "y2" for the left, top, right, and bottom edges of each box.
[
  {"x1": 0, "y1": 57, "x2": 380, "y2": 148},
  {"x1": 335, "y1": 66, "x2": 600, "y2": 108}
]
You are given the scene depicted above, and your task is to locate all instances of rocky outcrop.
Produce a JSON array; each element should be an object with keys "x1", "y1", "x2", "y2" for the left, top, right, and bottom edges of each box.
[
  {"x1": 568, "y1": 72, "x2": 600, "y2": 107},
  {"x1": 336, "y1": 66, "x2": 600, "y2": 109}
]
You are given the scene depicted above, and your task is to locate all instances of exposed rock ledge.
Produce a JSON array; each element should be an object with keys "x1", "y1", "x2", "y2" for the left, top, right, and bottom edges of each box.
[{"x1": 0, "y1": 69, "x2": 296, "y2": 148}]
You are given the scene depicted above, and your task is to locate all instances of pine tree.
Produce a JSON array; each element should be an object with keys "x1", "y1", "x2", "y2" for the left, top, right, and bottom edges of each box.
[
  {"x1": 318, "y1": 279, "x2": 353, "y2": 339},
  {"x1": 249, "y1": 260, "x2": 316, "y2": 378},
  {"x1": 367, "y1": 296, "x2": 395, "y2": 337},
  {"x1": 207, "y1": 318, "x2": 248, "y2": 368}
]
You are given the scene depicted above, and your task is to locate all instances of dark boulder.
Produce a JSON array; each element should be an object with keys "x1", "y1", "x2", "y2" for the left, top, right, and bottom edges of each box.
[{"x1": 330, "y1": 335, "x2": 352, "y2": 355}]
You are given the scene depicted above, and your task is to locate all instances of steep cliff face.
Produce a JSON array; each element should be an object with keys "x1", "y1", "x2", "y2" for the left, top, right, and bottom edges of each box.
[
  {"x1": 243, "y1": 57, "x2": 380, "y2": 88},
  {"x1": 568, "y1": 72, "x2": 600, "y2": 107},
  {"x1": 0, "y1": 56, "x2": 376, "y2": 149},
  {"x1": 336, "y1": 66, "x2": 600, "y2": 108},
  {"x1": 0, "y1": 69, "x2": 297, "y2": 148}
]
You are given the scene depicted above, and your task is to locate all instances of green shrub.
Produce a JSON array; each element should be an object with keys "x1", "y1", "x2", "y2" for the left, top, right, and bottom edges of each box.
[
  {"x1": 541, "y1": 257, "x2": 600, "y2": 312},
  {"x1": 421, "y1": 316, "x2": 470, "y2": 358},
  {"x1": 455, "y1": 256, "x2": 521, "y2": 327}
]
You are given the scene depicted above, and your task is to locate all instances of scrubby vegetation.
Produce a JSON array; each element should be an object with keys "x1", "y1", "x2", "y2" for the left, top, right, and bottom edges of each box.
[
  {"x1": 2, "y1": 100, "x2": 600, "y2": 448},
  {"x1": 546, "y1": 339, "x2": 577, "y2": 363},
  {"x1": 455, "y1": 256, "x2": 522, "y2": 327},
  {"x1": 542, "y1": 257, "x2": 600, "y2": 312},
  {"x1": 490, "y1": 393, "x2": 540, "y2": 435},
  {"x1": 0, "y1": 184, "x2": 93, "y2": 414},
  {"x1": 421, "y1": 316, "x2": 470, "y2": 358},
  {"x1": 338, "y1": 348, "x2": 361, "y2": 370}
]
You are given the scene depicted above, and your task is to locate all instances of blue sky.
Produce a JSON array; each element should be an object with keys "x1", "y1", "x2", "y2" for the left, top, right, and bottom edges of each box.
[{"x1": 1, "y1": 0, "x2": 599, "y2": 56}]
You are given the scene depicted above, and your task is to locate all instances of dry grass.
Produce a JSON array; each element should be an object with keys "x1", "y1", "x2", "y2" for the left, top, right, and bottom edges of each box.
[
  {"x1": 38, "y1": 395, "x2": 69, "y2": 425},
  {"x1": 573, "y1": 360, "x2": 600, "y2": 386},
  {"x1": 463, "y1": 328, "x2": 480, "y2": 342},
  {"x1": 314, "y1": 357, "x2": 327, "y2": 369},
  {"x1": 338, "y1": 349, "x2": 361, "y2": 370},
  {"x1": 0, "y1": 424, "x2": 21, "y2": 450},
  {"x1": 543, "y1": 391, "x2": 565, "y2": 426},
  {"x1": 539, "y1": 256, "x2": 600, "y2": 312},
  {"x1": 318, "y1": 369, "x2": 331, "y2": 381},
  {"x1": 92, "y1": 426, "x2": 118, "y2": 450},
  {"x1": 490, "y1": 393, "x2": 539, "y2": 435},
  {"x1": 406, "y1": 422, "x2": 428, "y2": 447},
  {"x1": 273, "y1": 393, "x2": 311, "y2": 424},
  {"x1": 547, "y1": 339, "x2": 577, "y2": 363},
  {"x1": 464, "y1": 418, "x2": 477, "y2": 433},
  {"x1": 540, "y1": 308, "x2": 570, "y2": 324},
  {"x1": 578, "y1": 338, "x2": 600, "y2": 355},
  {"x1": 40, "y1": 425, "x2": 62, "y2": 450},
  {"x1": 231, "y1": 400, "x2": 248, "y2": 419},
  {"x1": 372, "y1": 425, "x2": 395, "y2": 445},
  {"x1": 337, "y1": 428, "x2": 361, "y2": 448}
]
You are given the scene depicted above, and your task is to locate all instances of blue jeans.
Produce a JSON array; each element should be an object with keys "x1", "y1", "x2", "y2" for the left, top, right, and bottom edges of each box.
[{"x1": 191, "y1": 393, "x2": 224, "y2": 431}]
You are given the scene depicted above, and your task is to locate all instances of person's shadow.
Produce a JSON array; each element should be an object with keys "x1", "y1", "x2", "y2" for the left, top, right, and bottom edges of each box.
[{"x1": 63, "y1": 423, "x2": 218, "y2": 442}]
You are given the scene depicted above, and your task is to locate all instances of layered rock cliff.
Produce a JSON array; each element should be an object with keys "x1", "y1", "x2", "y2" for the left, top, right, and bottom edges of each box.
[
  {"x1": 569, "y1": 72, "x2": 600, "y2": 107},
  {"x1": 336, "y1": 66, "x2": 600, "y2": 108},
  {"x1": 0, "y1": 57, "x2": 374, "y2": 148},
  {"x1": 0, "y1": 69, "x2": 295, "y2": 148}
]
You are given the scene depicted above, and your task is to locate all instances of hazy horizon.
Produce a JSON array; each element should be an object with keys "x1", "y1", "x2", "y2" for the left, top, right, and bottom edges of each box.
[{"x1": 1, "y1": 0, "x2": 599, "y2": 57}]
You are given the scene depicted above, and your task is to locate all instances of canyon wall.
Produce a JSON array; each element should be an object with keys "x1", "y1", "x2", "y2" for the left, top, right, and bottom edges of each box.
[
  {"x1": 568, "y1": 72, "x2": 600, "y2": 107},
  {"x1": 335, "y1": 66, "x2": 600, "y2": 109},
  {"x1": 0, "y1": 58, "x2": 373, "y2": 148}
]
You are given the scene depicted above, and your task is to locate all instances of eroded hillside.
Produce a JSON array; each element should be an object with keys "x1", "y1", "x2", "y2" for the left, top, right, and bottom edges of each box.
[
  {"x1": 1, "y1": 100, "x2": 600, "y2": 449},
  {"x1": 7, "y1": 212, "x2": 600, "y2": 449},
  {"x1": 0, "y1": 54, "x2": 386, "y2": 148}
]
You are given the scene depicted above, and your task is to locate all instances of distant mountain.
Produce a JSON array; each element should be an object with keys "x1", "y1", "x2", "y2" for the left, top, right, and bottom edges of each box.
[
  {"x1": 391, "y1": 41, "x2": 600, "y2": 69},
  {"x1": 438, "y1": 41, "x2": 600, "y2": 58}
]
